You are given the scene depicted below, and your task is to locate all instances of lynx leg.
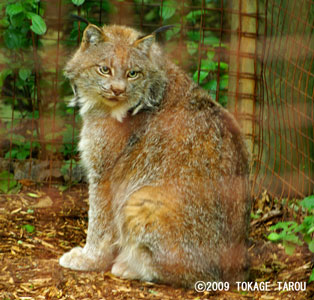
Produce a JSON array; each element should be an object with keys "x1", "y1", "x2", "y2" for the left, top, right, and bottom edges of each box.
[
  {"x1": 111, "y1": 244, "x2": 156, "y2": 281},
  {"x1": 111, "y1": 185, "x2": 234, "y2": 287},
  {"x1": 111, "y1": 186, "x2": 181, "y2": 283},
  {"x1": 59, "y1": 182, "x2": 116, "y2": 271}
]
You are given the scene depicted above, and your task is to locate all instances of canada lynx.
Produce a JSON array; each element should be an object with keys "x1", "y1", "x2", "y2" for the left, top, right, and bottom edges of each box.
[{"x1": 59, "y1": 21, "x2": 251, "y2": 288}]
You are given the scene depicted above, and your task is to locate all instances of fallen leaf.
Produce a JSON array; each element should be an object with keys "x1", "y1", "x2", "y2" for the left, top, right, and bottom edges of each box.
[
  {"x1": 32, "y1": 196, "x2": 53, "y2": 208},
  {"x1": 27, "y1": 192, "x2": 40, "y2": 198}
]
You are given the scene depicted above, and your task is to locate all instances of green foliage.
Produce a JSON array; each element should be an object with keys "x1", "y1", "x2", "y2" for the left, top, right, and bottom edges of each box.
[
  {"x1": 4, "y1": 134, "x2": 40, "y2": 160},
  {"x1": 0, "y1": 0, "x2": 231, "y2": 190},
  {"x1": 153, "y1": 0, "x2": 229, "y2": 106},
  {"x1": 0, "y1": 0, "x2": 79, "y2": 182},
  {"x1": 310, "y1": 269, "x2": 314, "y2": 283},
  {"x1": 28, "y1": 13, "x2": 46, "y2": 35},
  {"x1": 72, "y1": 0, "x2": 85, "y2": 6},
  {"x1": 300, "y1": 196, "x2": 314, "y2": 210},
  {"x1": 61, "y1": 159, "x2": 78, "y2": 178},
  {"x1": 0, "y1": 0, "x2": 46, "y2": 149},
  {"x1": 65, "y1": 0, "x2": 112, "y2": 46},
  {"x1": 0, "y1": 0, "x2": 46, "y2": 87},
  {"x1": 251, "y1": 211, "x2": 261, "y2": 219},
  {"x1": 2, "y1": 0, "x2": 46, "y2": 50},
  {"x1": 22, "y1": 224, "x2": 35, "y2": 233},
  {"x1": 160, "y1": 1, "x2": 176, "y2": 20},
  {"x1": 0, "y1": 69, "x2": 13, "y2": 87},
  {"x1": 0, "y1": 171, "x2": 20, "y2": 193},
  {"x1": 268, "y1": 195, "x2": 314, "y2": 282}
]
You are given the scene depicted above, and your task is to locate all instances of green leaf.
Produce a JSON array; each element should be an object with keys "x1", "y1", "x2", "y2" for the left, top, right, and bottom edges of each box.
[
  {"x1": 219, "y1": 75, "x2": 229, "y2": 90},
  {"x1": 250, "y1": 212, "x2": 261, "y2": 219},
  {"x1": 0, "y1": 171, "x2": 18, "y2": 193},
  {"x1": 27, "y1": 193, "x2": 40, "y2": 198},
  {"x1": 218, "y1": 95, "x2": 228, "y2": 106},
  {"x1": 203, "y1": 80, "x2": 217, "y2": 92},
  {"x1": 6, "y1": 3, "x2": 24, "y2": 17},
  {"x1": 144, "y1": 8, "x2": 157, "y2": 22},
  {"x1": 22, "y1": 224, "x2": 35, "y2": 233},
  {"x1": 165, "y1": 25, "x2": 179, "y2": 41},
  {"x1": 304, "y1": 234, "x2": 312, "y2": 244},
  {"x1": 282, "y1": 234, "x2": 302, "y2": 245},
  {"x1": 0, "y1": 17, "x2": 10, "y2": 27},
  {"x1": 193, "y1": 70, "x2": 208, "y2": 84},
  {"x1": 217, "y1": 62, "x2": 228, "y2": 70},
  {"x1": 307, "y1": 226, "x2": 314, "y2": 234},
  {"x1": 187, "y1": 41, "x2": 198, "y2": 55},
  {"x1": 186, "y1": 10, "x2": 203, "y2": 23},
  {"x1": 16, "y1": 150, "x2": 29, "y2": 160},
  {"x1": 309, "y1": 240, "x2": 314, "y2": 253},
  {"x1": 61, "y1": 124, "x2": 78, "y2": 144},
  {"x1": 213, "y1": 42, "x2": 227, "y2": 48},
  {"x1": 19, "y1": 68, "x2": 32, "y2": 81},
  {"x1": 148, "y1": 290, "x2": 158, "y2": 295},
  {"x1": 31, "y1": 0, "x2": 41, "y2": 8},
  {"x1": 72, "y1": 0, "x2": 85, "y2": 6},
  {"x1": 58, "y1": 185, "x2": 70, "y2": 192},
  {"x1": 0, "y1": 104, "x2": 22, "y2": 121},
  {"x1": 269, "y1": 221, "x2": 296, "y2": 231},
  {"x1": 201, "y1": 59, "x2": 216, "y2": 72},
  {"x1": 4, "y1": 149, "x2": 19, "y2": 159},
  {"x1": 187, "y1": 31, "x2": 220, "y2": 45},
  {"x1": 160, "y1": 1, "x2": 176, "y2": 20},
  {"x1": 187, "y1": 31, "x2": 201, "y2": 41},
  {"x1": 203, "y1": 36, "x2": 220, "y2": 45},
  {"x1": 30, "y1": 14, "x2": 46, "y2": 35},
  {"x1": 300, "y1": 195, "x2": 314, "y2": 210},
  {"x1": 283, "y1": 241, "x2": 296, "y2": 255},
  {"x1": 3, "y1": 29, "x2": 23, "y2": 49},
  {"x1": 207, "y1": 51, "x2": 215, "y2": 60},
  {"x1": 309, "y1": 269, "x2": 314, "y2": 283},
  {"x1": 10, "y1": 134, "x2": 26, "y2": 145},
  {"x1": 267, "y1": 232, "x2": 281, "y2": 241},
  {"x1": 0, "y1": 69, "x2": 12, "y2": 88},
  {"x1": 10, "y1": 12, "x2": 26, "y2": 27}
]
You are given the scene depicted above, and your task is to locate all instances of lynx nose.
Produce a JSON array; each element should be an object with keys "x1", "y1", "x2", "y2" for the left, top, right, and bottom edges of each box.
[{"x1": 111, "y1": 85, "x2": 125, "y2": 96}]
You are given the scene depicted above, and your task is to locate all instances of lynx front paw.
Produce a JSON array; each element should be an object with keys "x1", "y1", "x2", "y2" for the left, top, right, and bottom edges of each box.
[
  {"x1": 59, "y1": 246, "x2": 109, "y2": 271},
  {"x1": 111, "y1": 261, "x2": 139, "y2": 279}
]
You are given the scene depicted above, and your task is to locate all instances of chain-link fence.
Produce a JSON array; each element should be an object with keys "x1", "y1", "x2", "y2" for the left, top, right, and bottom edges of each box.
[
  {"x1": 253, "y1": 0, "x2": 313, "y2": 199},
  {"x1": 0, "y1": 0, "x2": 313, "y2": 201}
]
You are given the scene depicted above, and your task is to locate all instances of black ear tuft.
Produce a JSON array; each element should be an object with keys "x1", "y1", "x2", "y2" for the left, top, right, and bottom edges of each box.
[
  {"x1": 71, "y1": 14, "x2": 90, "y2": 25},
  {"x1": 152, "y1": 25, "x2": 174, "y2": 35}
]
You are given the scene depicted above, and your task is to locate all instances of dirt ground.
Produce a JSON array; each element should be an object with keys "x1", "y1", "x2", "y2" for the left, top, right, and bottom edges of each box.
[{"x1": 0, "y1": 185, "x2": 313, "y2": 300}]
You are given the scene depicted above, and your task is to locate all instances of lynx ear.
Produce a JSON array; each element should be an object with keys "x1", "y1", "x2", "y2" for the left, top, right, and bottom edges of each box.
[
  {"x1": 133, "y1": 34, "x2": 155, "y2": 52},
  {"x1": 133, "y1": 25, "x2": 174, "y2": 52},
  {"x1": 81, "y1": 24, "x2": 105, "y2": 49}
]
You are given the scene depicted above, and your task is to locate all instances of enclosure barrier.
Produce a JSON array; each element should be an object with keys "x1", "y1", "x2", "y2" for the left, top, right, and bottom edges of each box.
[{"x1": 0, "y1": 0, "x2": 313, "y2": 202}]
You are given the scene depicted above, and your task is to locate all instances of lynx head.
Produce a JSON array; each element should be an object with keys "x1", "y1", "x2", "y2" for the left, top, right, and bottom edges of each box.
[{"x1": 65, "y1": 23, "x2": 171, "y2": 121}]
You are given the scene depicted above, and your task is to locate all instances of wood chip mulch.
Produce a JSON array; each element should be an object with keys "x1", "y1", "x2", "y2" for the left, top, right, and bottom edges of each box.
[{"x1": 0, "y1": 185, "x2": 313, "y2": 300}]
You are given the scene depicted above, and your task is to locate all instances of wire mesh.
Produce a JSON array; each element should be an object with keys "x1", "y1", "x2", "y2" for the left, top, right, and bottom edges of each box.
[
  {"x1": 0, "y1": 0, "x2": 313, "y2": 201},
  {"x1": 253, "y1": 0, "x2": 314, "y2": 199}
]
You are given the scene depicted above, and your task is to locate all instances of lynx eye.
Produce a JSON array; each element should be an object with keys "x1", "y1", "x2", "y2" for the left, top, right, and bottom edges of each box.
[
  {"x1": 127, "y1": 70, "x2": 139, "y2": 79},
  {"x1": 98, "y1": 66, "x2": 111, "y2": 75}
]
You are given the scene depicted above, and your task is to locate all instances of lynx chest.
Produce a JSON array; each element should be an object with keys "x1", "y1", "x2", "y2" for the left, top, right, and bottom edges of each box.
[{"x1": 78, "y1": 113, "x2": 147, "y2": 180}]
